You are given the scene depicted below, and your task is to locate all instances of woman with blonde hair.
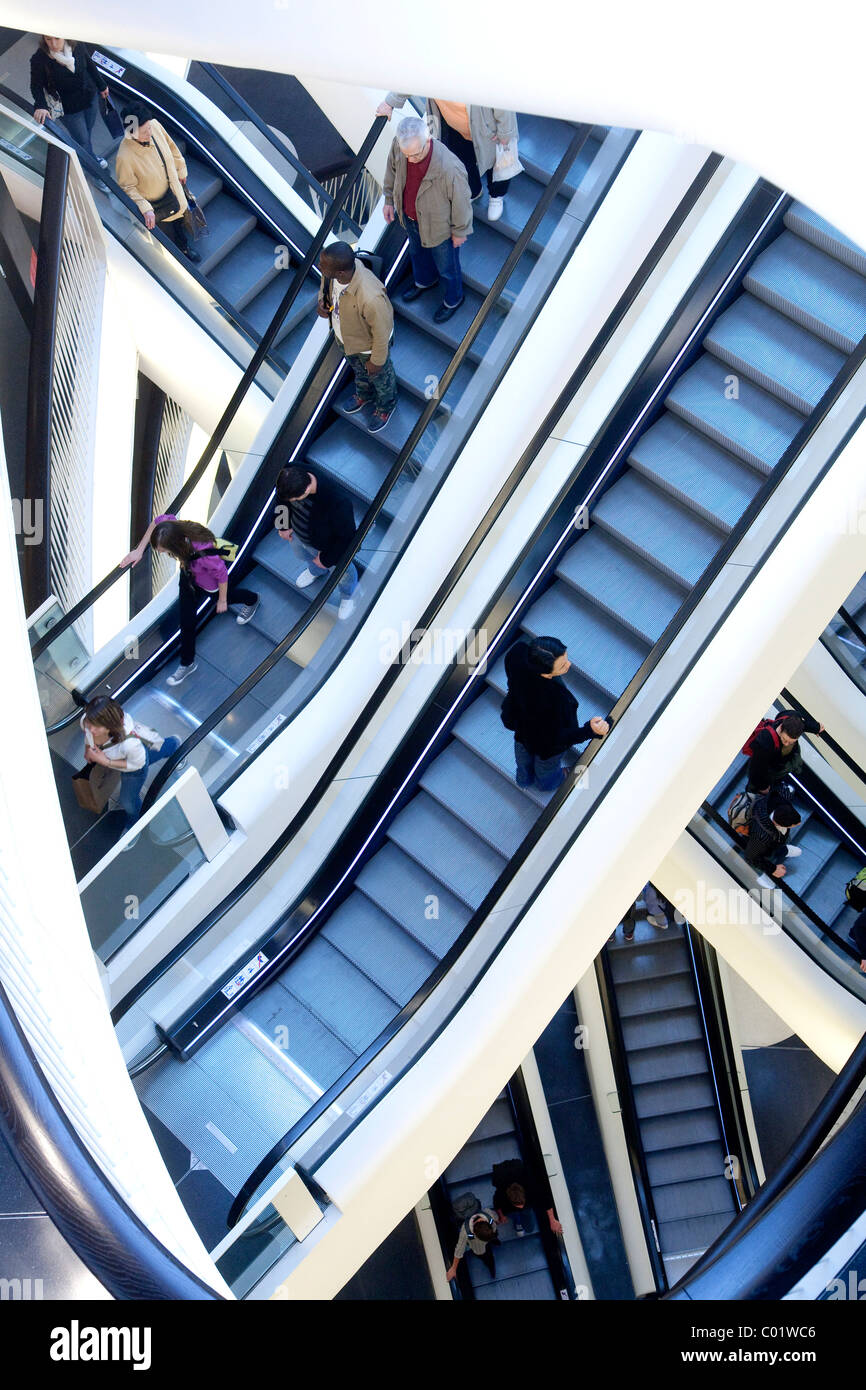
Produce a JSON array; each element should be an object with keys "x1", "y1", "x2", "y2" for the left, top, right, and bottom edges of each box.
[
  {"x1": 81, "y1": 696, "x2": 180, "y2": 832},
  {"x1": 30, "y1": 36, "x2": 109, "y2": 163},
  {"x1": 122, "y1": 513, "x2": 259, "y2": 686}
]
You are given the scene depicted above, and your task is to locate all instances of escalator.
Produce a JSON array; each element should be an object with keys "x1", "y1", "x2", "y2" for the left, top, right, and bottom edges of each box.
[{"x1": 116, "y1": 179, "x2": 866, "y2": 1279}]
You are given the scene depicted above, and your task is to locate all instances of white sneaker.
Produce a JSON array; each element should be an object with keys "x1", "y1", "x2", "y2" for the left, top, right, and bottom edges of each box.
[
  {"x1": 673, "y1": 910, "x2": 686, "y2": 925},
  {"x1": 785, "y1": 845, "x2": 803, "y2": 858},
  {"x1": 295, "y1": 568, "x2": 316, "y2": 589},
  {"x1": 647, "y1": 914, "x2": 669, "y2": 929},
  {"x1": 338, "y1": 597, "x2": 356, "y2": 621},
  {"x1": 167, "y1": 662, "x2": 197, "y2": 686},
  {"x1": 487, "y1": 196, "x2": 505, "y2": 221}
]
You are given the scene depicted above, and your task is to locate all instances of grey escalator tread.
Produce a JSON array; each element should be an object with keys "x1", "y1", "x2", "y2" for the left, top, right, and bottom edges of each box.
[
  {"x1": 593, "y1": 470, "x2": 721, "y2": 587},
  {"x1": 615, "y1": 972, "x2": 697, "y2": 1017},
  {"x1": 620, "y1": 1005, "x2": 704, "y2": 1051},
  {"x1": 465, "y1": 1096, "x2": 515, "y2": 1144},
  {"x1": 194, "y1": 610, "x2": 301, "y2": 703},
  {"x1": 640, "y1": 1107, "x2": 722, "y2": 1153},
  {"x1": 658, "y1": 1210, "x2": 733, "y2": 1257},
  {"x1": 253, "y1": 526, "x2": 359, "y2": 611},
  {"x1": 243, "y1": 983, "x2": 356, "y2": 1090},
  {"x1": 652, "y1": 1174, "x2": 736, "y2": 1223},
  {"x1": 420, "y1": 739, "x2": 538, "y2": 857},
  {"x1": 804, "y1": 848, "x2": 861, "y2": 925},
  {"x1": 493, "y1": 170, "x2": 571, "y2": 250},
  {"x1": 607, "y1": 938, "x2": 691, "y2": 985},
  {"x1": 395, "y1": 283, "x2": 506, "y2": 358},
  {"x1": 460, "y1": 220, "x2": 536, "y2": 296},
  {"x1": 196, "y1": 194, "x2": 258, "y2": 276},
  {"x1": 280, "y1": 936, "x2": 396, "y2": 1054},
  {"x1": 515, "y1": 112, "x2": 589, "y2": 183},
  {"x1": 243, "y1": 275, "x2": 319, "y2": 343},
  {"x1": 208, "y1": 227, "x2": 282, "y2": 311},
  {"x1": 665, "y1": 353, "x2": 803, "y2": 473},
  {"x1": 390, "y1": 312, "x2": 476, "y2": 403},
  {"x1": 467, "y1": 1236, "x2": 549, "y2": 1284},
  {"x1": 321, "y1": 893, "x2": 437, "y2": 1006},
  {"x1": 645, "y1": 1140, "x2": 727, "y2": 1187},
  {"x1": 182, "y1": 155, "x2": 222, "y2": 207},
  {"x1": 304, "y1": 418, "x2": 413, "y2": 516},
  {"x1": 627, "y1": 1039, "x2": 710, "y2": 1087},
  {"x1": 193, "y1": 1022, "x2": 312, "y2": 1140},
  {"x1": 356, "y1": 840, "x2": 472, "y2": 955},
  {"x1": 556, "y1": 526, "x2": 686, "y2": 644},
  {"x1": 704, "y1": 293, "x2": 845, "y2": 415},
  {"x1": 628, "y1": 414, "x2": 762, "y2": 531},
  {"x1": 790, "y1": 816, "x2": 843, "y2": 894},
  {"x1": 333, "y1": 388, "x2": 445, "y2": 463},
  {"x1": 444, "y1": 1134, "x2": 520, "y2": 1184},
  {"x1": 452, "y1": 689, "x2": 548, "y2": 809},
  {"x1": 744, "y1": 231, "x2": 866, "y2": 353},
  {"x1": 633, "y1": 1073, "x2": 716, "y2": 1120},
  {"x1": 522, "y1": 580, "x2": 649, "y2": 699},
  {"x1": 473, "y1": 1268, "x2": 557, "y2": 1301},
  {"x1": 784, "y1": 201, "x2": 866, "y2": 277},
  {"x1": 241, "y1": 564, "x2": 310, "y2": 645},
  {"x1": 387, "y1": 791, "x2": 508, "y2": 909},
  {"x1": 154, "y1": 652, "x2": 237, "y2": 720}
]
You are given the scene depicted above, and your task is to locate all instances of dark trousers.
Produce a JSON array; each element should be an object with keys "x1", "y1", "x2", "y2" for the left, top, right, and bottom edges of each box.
[
  {"x1": 345, "y1": 351, "x2": 398, "y2": 411},
  {"x1": 60, "y1": 94, "x2": 98, "y2": 157},
  {"x1": 404, "y1": 216, "x2": 463, "y2": 307},
  {"x1": 439, "y1": 120, "x2": 510, "y2": 199},
  {"x1": 161, "y1": 213, "x2": 190, "y2": 255},
  {"x1": 178, "y1": 571, "x2": 257, "y2": 666}
]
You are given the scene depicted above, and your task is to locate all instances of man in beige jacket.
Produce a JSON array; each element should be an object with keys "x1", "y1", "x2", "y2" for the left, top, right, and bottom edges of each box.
[
  {"x1": 383, "y1": 116, "x2": 472, "y2": 324},
  {"x1": 318, "y1": 241, "x2": 397, "y2": 433},
  {"x1": 116, "y1": 103, "x2": 200, "y2": 263}
]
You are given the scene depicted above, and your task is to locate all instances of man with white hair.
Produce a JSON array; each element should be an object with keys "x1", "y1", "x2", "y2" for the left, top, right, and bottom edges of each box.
[{"x1": 383, "y1": 115, "x2": 473, "y2": 324}]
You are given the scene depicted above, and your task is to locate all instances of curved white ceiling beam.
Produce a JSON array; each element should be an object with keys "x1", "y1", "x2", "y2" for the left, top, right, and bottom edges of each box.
[{"x1": 13, "y1": 0, "x2": 866, "y2": 248}]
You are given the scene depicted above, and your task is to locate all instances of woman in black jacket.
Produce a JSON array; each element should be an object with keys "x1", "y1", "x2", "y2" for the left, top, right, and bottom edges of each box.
[
  {"x1": 30, "y1": 36, "x2": 109, "y2": 162},
  {"x1": 501, "y1": 636, "x2": 610, "y2": 790}
]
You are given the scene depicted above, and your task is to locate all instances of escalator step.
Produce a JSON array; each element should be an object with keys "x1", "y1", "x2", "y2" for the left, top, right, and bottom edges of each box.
[
  {"x1": 523, "y1": 579, "x2": 650, "y2": 701},
  {"x1": 653, "y1": 1174, "x2": 736, "y2": 1224},
  {"x1": 182, "y1": 155, "x2": 222, "y2": 207},
  {"x1": 645, "y1": 1140, "x2": 727, "y2": 1187},
  {"x1": 632, "y1": 1073, "x2": 716, "y2": 1120},
  {"x1": 389, "y1": 311, "x2": 476, "y2": 404},
  {"x1": 304, "y1": 418, "x2": 413, "y2": 515},
  {"x1": 332, "y1": 387, "x2": 446, "y2": 466},
  {"x1": 704, "y1": 293, "x2": 845, "y2": 415},
  {"x1": 321, "y1": 892, "x2": 437, "y2": 1006},
  {"x1": 196, "y1": 193, "x2": 258, "y2": 276},
  {"x1": 657, "y1": 1210, "x2": 733, "y2": 1258},
  {"x1": 240, "y1": 564, "x2": 310, "y2": 645},
  {"x1": 620, "y1": 1005, "x2": 704, "y2": 1051},
  {"x1": 243, "y1": 276, "x2": 320, "y2": 345},
  {"x1": 665, "y1": 353, "x2": 802, "y2": 474},
  {"x1": 744, "y1": 231, "x2": 866, "y2": 353},
  {"x1": 356, "y1": 840, "x2": 472, "y2": 956},
  {"x1": 460, "y1": 219, "x2": 537, "y2": 297},
  {"x1": 784, "y1": 201, "x2": 866, "y2": 277},
  {"x1": 492, "y1": 169, "x2": 571, "y2": 250},
  {"x1": 626, "y1": 1039, "x2": 710, "y2": 1087},
  {"x1": 555, "y1": 526, "x2": 686, "y2": 645},
  {"x1": 465, "y1": 1096, "x2": 516, "y2": 1144},
  {"x1": 420, "y1": 739, "x2": 539, "y2": 857},
  {"x1": 243, "y1": 983, "x2": 356, "y2": 1090},
  {"x1": 640, "y1": 1107, "x2": 722, "y2": 1153},
  {"x1": 466, "y1": 1234, "x2": 550, "y2": 1285},
  {"x1": 472, "y1": 1267, "x2": 557, "y2": 1301},
  {"x1": 443, "y1": 1133, "x2": 521, "y2": 1184},
  {"x1": 593, "y1": 469, "x2": 720, "y2": 587},
  {"x1": 279, "y1": 936, "x2": 397, "y2": 1054},
  {"x1": 628, "y1": 414, "x2": 761, "y2": 531},
  {"x1": 387, "y1": 791, "x2": 508, "y2": 909},
  {"x1": 607, "y1": 937, "x2": 691, "y2": 984},
  {"x1": 208, "y1": 227, "x2": 282, "y2": 312},
  {"x1": 193, "y1": 1020, "x2": 313, "y2": 1141},
  {"x1": 802, "y1": 846, "x2": 862, "y2": 928},
  {"x1": 451, "y1": 688, "x2": 549, "y2": 808},
  {"x1": 615, "y1": 972, "x2": 697, "y2": 1018},
  {"x1": 194, "y1": 610, "x2": 302, "y2": 699},
  {"x1": 395, "y1": 283, "x2": 504, "y2": 358},
  {"x1": 514, "y1": 111, "x2": 593, "y2": 187},
  {"x1": 788, "y1": 815, "x2": 847, "y2": 895}
]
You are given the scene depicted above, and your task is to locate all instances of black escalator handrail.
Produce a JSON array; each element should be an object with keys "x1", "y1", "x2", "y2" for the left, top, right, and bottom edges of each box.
[
  {"x1": 595, "y1": 952, "x2": 669, "y2": 1292},
  {"x1": 698, "y1": 800, "x2": 862, "y2": 964},
  {"x1": 23, "y1": 142, "x2": 68, "y2": 613},
  {"x1": 506, "y1": 1071, "x2": 574, "y2": 1299},
  {"x1": 837, "y1": 604, "x2": 866, "y2": 650},
  {"x1": 780, "y1": 686, "x2": 866, "y2": 786},
  {"x1": 139, "y1": 122, "x2": 596, "y2": 814},
  {"x1": 113, "y1": 147, "x2": 716, "y2": 1025},
  {"x1": 665, "y1": 1027, "x2": 866, "y2": 1298},
  {"x1": 30, "y1": 115, "x2": 388, "y2": 666},
  {"x1": 0, "y1": 977, "x2": 222, "y2": 1300},
  {"x1": 226, "y1": 310, "x2": 866, "y2": 1229},
  {"x1": 196, "y1": 62, "x2": 361, "y2": 236}
]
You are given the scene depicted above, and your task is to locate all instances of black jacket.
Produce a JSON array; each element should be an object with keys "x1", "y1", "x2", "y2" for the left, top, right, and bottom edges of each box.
[
  {"x1": 274, "y1": 472, "x2": 357, "y2": 570},
  {"x1": 30, "y1": 43, "x2": 103, "y2": 117},
  {"x1": 744, "y1": 795, "x2": 791, "y2": 873},
  {"x1": 501, "y1": 640, "x2": 594, "y2": 760},
  {"x1": 746, "y1": 711, "x2": 821, "y2": 792}
]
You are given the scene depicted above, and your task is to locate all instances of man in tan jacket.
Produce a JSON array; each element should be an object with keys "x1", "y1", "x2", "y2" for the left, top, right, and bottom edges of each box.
[
  {"x1": 116, "y1": 103, "x2": 200, "y2": 263},
  {"x1": 383, "y1": 116, "x2": 472, "y2": 324},
  {"x1": 318, "y1": 241, "x2": 397, "y2": 433}
]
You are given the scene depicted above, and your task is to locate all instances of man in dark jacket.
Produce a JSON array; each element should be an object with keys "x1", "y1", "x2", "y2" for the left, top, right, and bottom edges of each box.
[
  {"x1": 501, "y1": 636, "x2": 610, "y2": 791},
  {"x1": 744, "y1": 796, "x2": 802, "y2": 878},
  {"x1": 746, "y1": 711, "x2": 823, "y2": 795},
  {"x1": 491, "y1": 1157, "x2": 562, "y2": 1238},
  {"x1": 274, "y1": 466, "x2": 358, "y2": 620}
]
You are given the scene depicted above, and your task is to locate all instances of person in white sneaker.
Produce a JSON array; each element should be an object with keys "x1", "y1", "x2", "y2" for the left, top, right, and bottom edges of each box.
[
  {"x1": 376, "y1": 94, "x2": 518, "y2": 223},
  {"x1": 274, "y1": 466, "x2": 359, "y2": 620}
]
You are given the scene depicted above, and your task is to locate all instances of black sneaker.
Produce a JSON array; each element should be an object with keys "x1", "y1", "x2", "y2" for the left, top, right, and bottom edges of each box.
[
  {"x1": 433, "y1": 296, "x2": 465, "y2": 323},
  {"x1": 185, "y1": 246, "x2": 202, "y2": 264},
  {"x1": 402, "y1": 280, "x2": 439, "y2": 303},
  {"x1": 343, "y1": 394, "x2": 367, "y2": 415}
]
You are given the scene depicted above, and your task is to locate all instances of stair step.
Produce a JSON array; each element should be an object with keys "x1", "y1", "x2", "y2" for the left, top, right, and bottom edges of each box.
[
  {"x1": 645, "y1": 1140, "x2": 727, "y2": 1187},
  {"x1": 653, "y1": 1174, "x2": 736, "y2": 1224},
  {"x1": 522, "y1": 579, "x2": 649, "y2": 701},
  {"x1": 607, "y1": 937, "x2": 691, "y2": 985},
  {"x1": 704, "y1": 292, "x2": 845, "y2": 414},
  {"x1": 242, "y1": 564, "x2": 310, "y2": 645},
  {"x1": 356, "y1": 840, "x2": 471, "y2": 956},
  {"x1": 632, "y1": 1073, "x2": 716, "y2": 1120},
  {"x1": 332, "y1": 386, "x2": 446, "y2": 466},
  {"x1": 556, "y1": 526, "x2": 686, "y2": 644},
  {"x1": 420, "y1": 739, "x2": 538, "y2": 857},
  {"x1": 615, "y1": 972, "x2": 697, "y2": 1017},
  {"x1": 387, "y1": 791, "x2": 508, "y2": 909},
  {"x1": 444, "y1": 1133, "x2": 521, "y2": 1184},
  {"x1": 640, "y1": 1107, "x2": 722, "y2": 1153},
  {"x1": 304, "y1": 418, "x2": 413, "y2": 518},
  {"x1": 192, "y1": 614, "x2": 302, "y2": 709},
  {"x1": 182, "y1": 155, "x2": 222, "y2": 208},
  {"x1": 593, "y1": 469, "x2": 721, "y2": 588},
  {"x1": 744, "y1": 230, "x2": 866, "y2": 353},
  {"x1": 466, "y1": 1096, "x2": 515, "y2": 1144},
  {"x1": 628, "y1": 414, "x2": 762, "y2": 531},
  {"x1": 279, "y1": 936, "x2": 396, "y2": 1054},
  {"x1": 665, "y1": 352, "x2": 803, "y2": 474},
  {"x1": 626, "y1": 1040, "x2": 709, "y2": 1087},
  {"x1": 244, "y1": 277, "x2": 320, "y2": 346},
  {"x1": 196, "y1": 193, "x2": 258, "y2": 276},
  {"x1": 621, "y1": 1005, "x2": 704, "y2": 1051},
  {"x1": 784, "y1": 201, "x2": 866, "y2": 277},
  {"x1": 244, "y1": 981, "x2": 355, "y2": 1089},
  {"x1": 657, "y1": 1210, "x2": 733, "y2": 1257},
  {"x1": 321, "y1": 893, "x2": 437, "y2": 1006},
  {"x1": 465, "y1": 1234, "x2": 550, "y2": 1286},
  {"x1": 452, "y1": 688, "x2": 549, "y2": 809},
  {"x1": 208, "y1": 227, "x2": 282, "y2": 311},
  {"x1": 394, "y1": 282, "x2": 505, "y2": 358},
  {"x1": 389, "y1": 313, "x2": 476, "y2": 404}
]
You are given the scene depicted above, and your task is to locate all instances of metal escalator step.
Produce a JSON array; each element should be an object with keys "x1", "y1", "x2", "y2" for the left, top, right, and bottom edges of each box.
[
  {"x1": 279, "y1": 936, "x2": 397, "y2": 1054},
  {"x1": 653, "y1": 1174, "x2": 736, "y2": 1224},
  {"x1": 395, "y1": 283, "x2": 504, "y2": 358},
  {"x1": 151, "y1": 652, "x2": 237, "y2": 721},
  {"x1": 523, "y1": 579, "x2": 650, "y2": 701},
  {"x1": 615, "y1": 973, "x2": 697, "y2": 1017},
  {"x1": 657, "y1": 1210, "x2": 733, "y2": 1257},
  {"x1": 252, "y1": 527, "x2": 362, "y2": 613},
  {"x1": 593, "y1": 470, "x2": 720, "y2": 588},
  {"x1": 196, "y1": 194, "x2": 258, "y2": 277},
  {"x1": 466, "y1": 1234, "x2": 550, "y2": 1287},
  {"x1": 473, "y1": 1266, "x2": 557, "y2": 1300},
  {"x1": 243, "y1": 982, "x2": 356, "y2": 1089},
  {"x1": 192, "y1": 1020, "x2": 313, "y2": 1140},
  {"x1": 356, "y1": 840, "x2": 471, "y2": 956},
  {"x1": 465, "y1": 1097, "x2": 515, "y2": 1144},
  {"x1": 240, "y1": 564, "x2": 309, "y2": 645},
  {"x1": 628, "y1": 413, "x2": 762, "y2": 530},
  {"x1": 640, "y1": 1107, "x2": 721, "y2": 1153},
  {"x1": 182, "y1": 155, "x2": 222, "y2": 207},
  {"x1": 556, "y1": 526, "x2": 686, "y2": 644},
  {"x1": 620, "y1": 1005, "x2": 704, "y2": 1051},
  {"x1": 514, "y1": 111, "x2": 592, "y2": 184},
  {"x1": 420, "y1": 739, "x2": 539, "y2": 857},
  {"x1": 332, "y1": 387, "x2": 446, "y2": 466},
  {"x1": 389, "y1": 312, "x2": 475, "y2": 403},
  {"x1": 632, "y1": 1073, "x2": 716, "y2": 1120},
  {"x1": 208, "y1": 227, "x2": 282, "y2": 311},
  {"x1": 452, "y1": 688, "x2": 548, "y2": 808},
  {"x1": 646, "y1": 1140, "x2": 727, "y2": 1187},
  {"x1": 704, "y1": 292, "x2": 845, "y2": 414},
  {"x1": 460, "y1": 219, "x2": 537, "y2": 296},
  {"x1": 243, "y1": 276, "x2": 320, "y2": 345},
  {"x1": 607, "y1": 938, "x2": 691, "y2": 984},
  {"x1": 321, "y1": 892, "x2": 437, "y2": 1006},
  {"x1": 387, "y1": 791, "x2": 508, "y2": 909},
  {"x1": 784, "y1": 201, "x2": 866, "y2": 277},
  {"x1": 493, "y1": 169, "x2": 571, "y2": 250},
  {"x1": 626, "y1": 1040, "x2": 710, "y2": 1087},
  {"x1": 193, "y1": 612, "x2": 302, "y2": 706},
  {"x1": 802, "y1": 845, "x2": 862, "y2": 927},
  {"x1": 444, "y1": 1133, "x2": 521, "y2": 1184},
  {"x1": 744, "y1": 230, "x2": 866, "y2": 353},
  {"x1": 304, "y1": 418, "x2": 413, "y2": 516},
  {"x1": 788, "y1": 815, "x2": 846, "y2": 895},
  {"x1": 665, "y1": 353, "x2": 802, "y2": 474}
]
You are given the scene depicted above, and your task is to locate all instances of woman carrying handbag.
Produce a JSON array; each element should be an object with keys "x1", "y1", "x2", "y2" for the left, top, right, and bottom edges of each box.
[
  {"x1": 30, "y1": 35, "x2": 110, "y2": 164},
  {"x1": 80, "y1": 697, "x2": 181, "y2": 833},
  {"x1": 115, "y1": 101, "x2": 201, "y2": 263}
]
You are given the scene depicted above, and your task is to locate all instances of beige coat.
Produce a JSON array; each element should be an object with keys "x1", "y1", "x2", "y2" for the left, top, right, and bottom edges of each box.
[
  {"x1": 385, "y1": 95, "x2": 518, "y2": 178},
  {"x1": 383, "y1": 138, "x2": 473, "y2": 248},
  {"x1": 319, "y1": 260, "x2": 394, "y2": 365},
  {"x1": 115, "y1": 120, "x2": 188, "y2": 223}
]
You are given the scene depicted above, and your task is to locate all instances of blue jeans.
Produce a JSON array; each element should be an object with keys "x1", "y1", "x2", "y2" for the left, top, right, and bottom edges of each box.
[
  {"x1": 60, "y1": 95, "x2": 99, "y2": 158},
  {"x1": 404, "y1": 216, "x2": 463, "y2": 307},
  {"x1": 296, "y1": 541, "x2": 358, "y2": 599},
  {"x1": 514, "y1": 739, "x2": 579, "y2": 792},
  {"x1": 117, "y1": 737, "x2": 181, "y2": 831}
]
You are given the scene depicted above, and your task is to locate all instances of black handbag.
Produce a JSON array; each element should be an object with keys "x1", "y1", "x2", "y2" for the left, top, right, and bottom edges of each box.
[
  {"x1": 150, "y1": 134, "x2": 181, "y2": 222},
  {"x1": 182, "y1": 194, "x2": 208, "y2": 240}
]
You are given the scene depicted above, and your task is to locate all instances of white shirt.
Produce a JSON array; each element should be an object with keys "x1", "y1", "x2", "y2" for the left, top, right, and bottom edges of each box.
[
  {"x1": 81, "y1": 713, "x2": 147, "y2": 772},
  {"x1": 329, "y1": 272, "x2": 353, "y2": 345}
]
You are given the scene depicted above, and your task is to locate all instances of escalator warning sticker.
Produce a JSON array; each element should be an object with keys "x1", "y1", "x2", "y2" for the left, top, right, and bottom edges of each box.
[
  {"x1": 91, "y1": 51, "x2": 126, "y2": 77},
  {"x1": 246, "y1": 713, "x2": 286, "y2": 754},
  {"x1": 222, "y1": 951, "x2": 268, "y2": 1000},
  {"x1": 347, "y1": 1070, "x2": 393, "y2": 1119}
]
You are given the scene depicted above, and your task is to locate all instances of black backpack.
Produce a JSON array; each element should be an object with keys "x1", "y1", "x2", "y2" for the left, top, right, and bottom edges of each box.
[
  {"x1": 452, "y1": 1190, "x2": 481, "y2": 1222},
  {"x1": 491, "y1": 1158, "x2": 525, "y2": 1194}
]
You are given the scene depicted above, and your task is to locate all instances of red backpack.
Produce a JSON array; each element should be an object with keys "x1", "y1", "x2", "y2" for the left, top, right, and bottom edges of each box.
[{"x1": 742, "y1": 718, "x2": 782, "y2": 758}]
